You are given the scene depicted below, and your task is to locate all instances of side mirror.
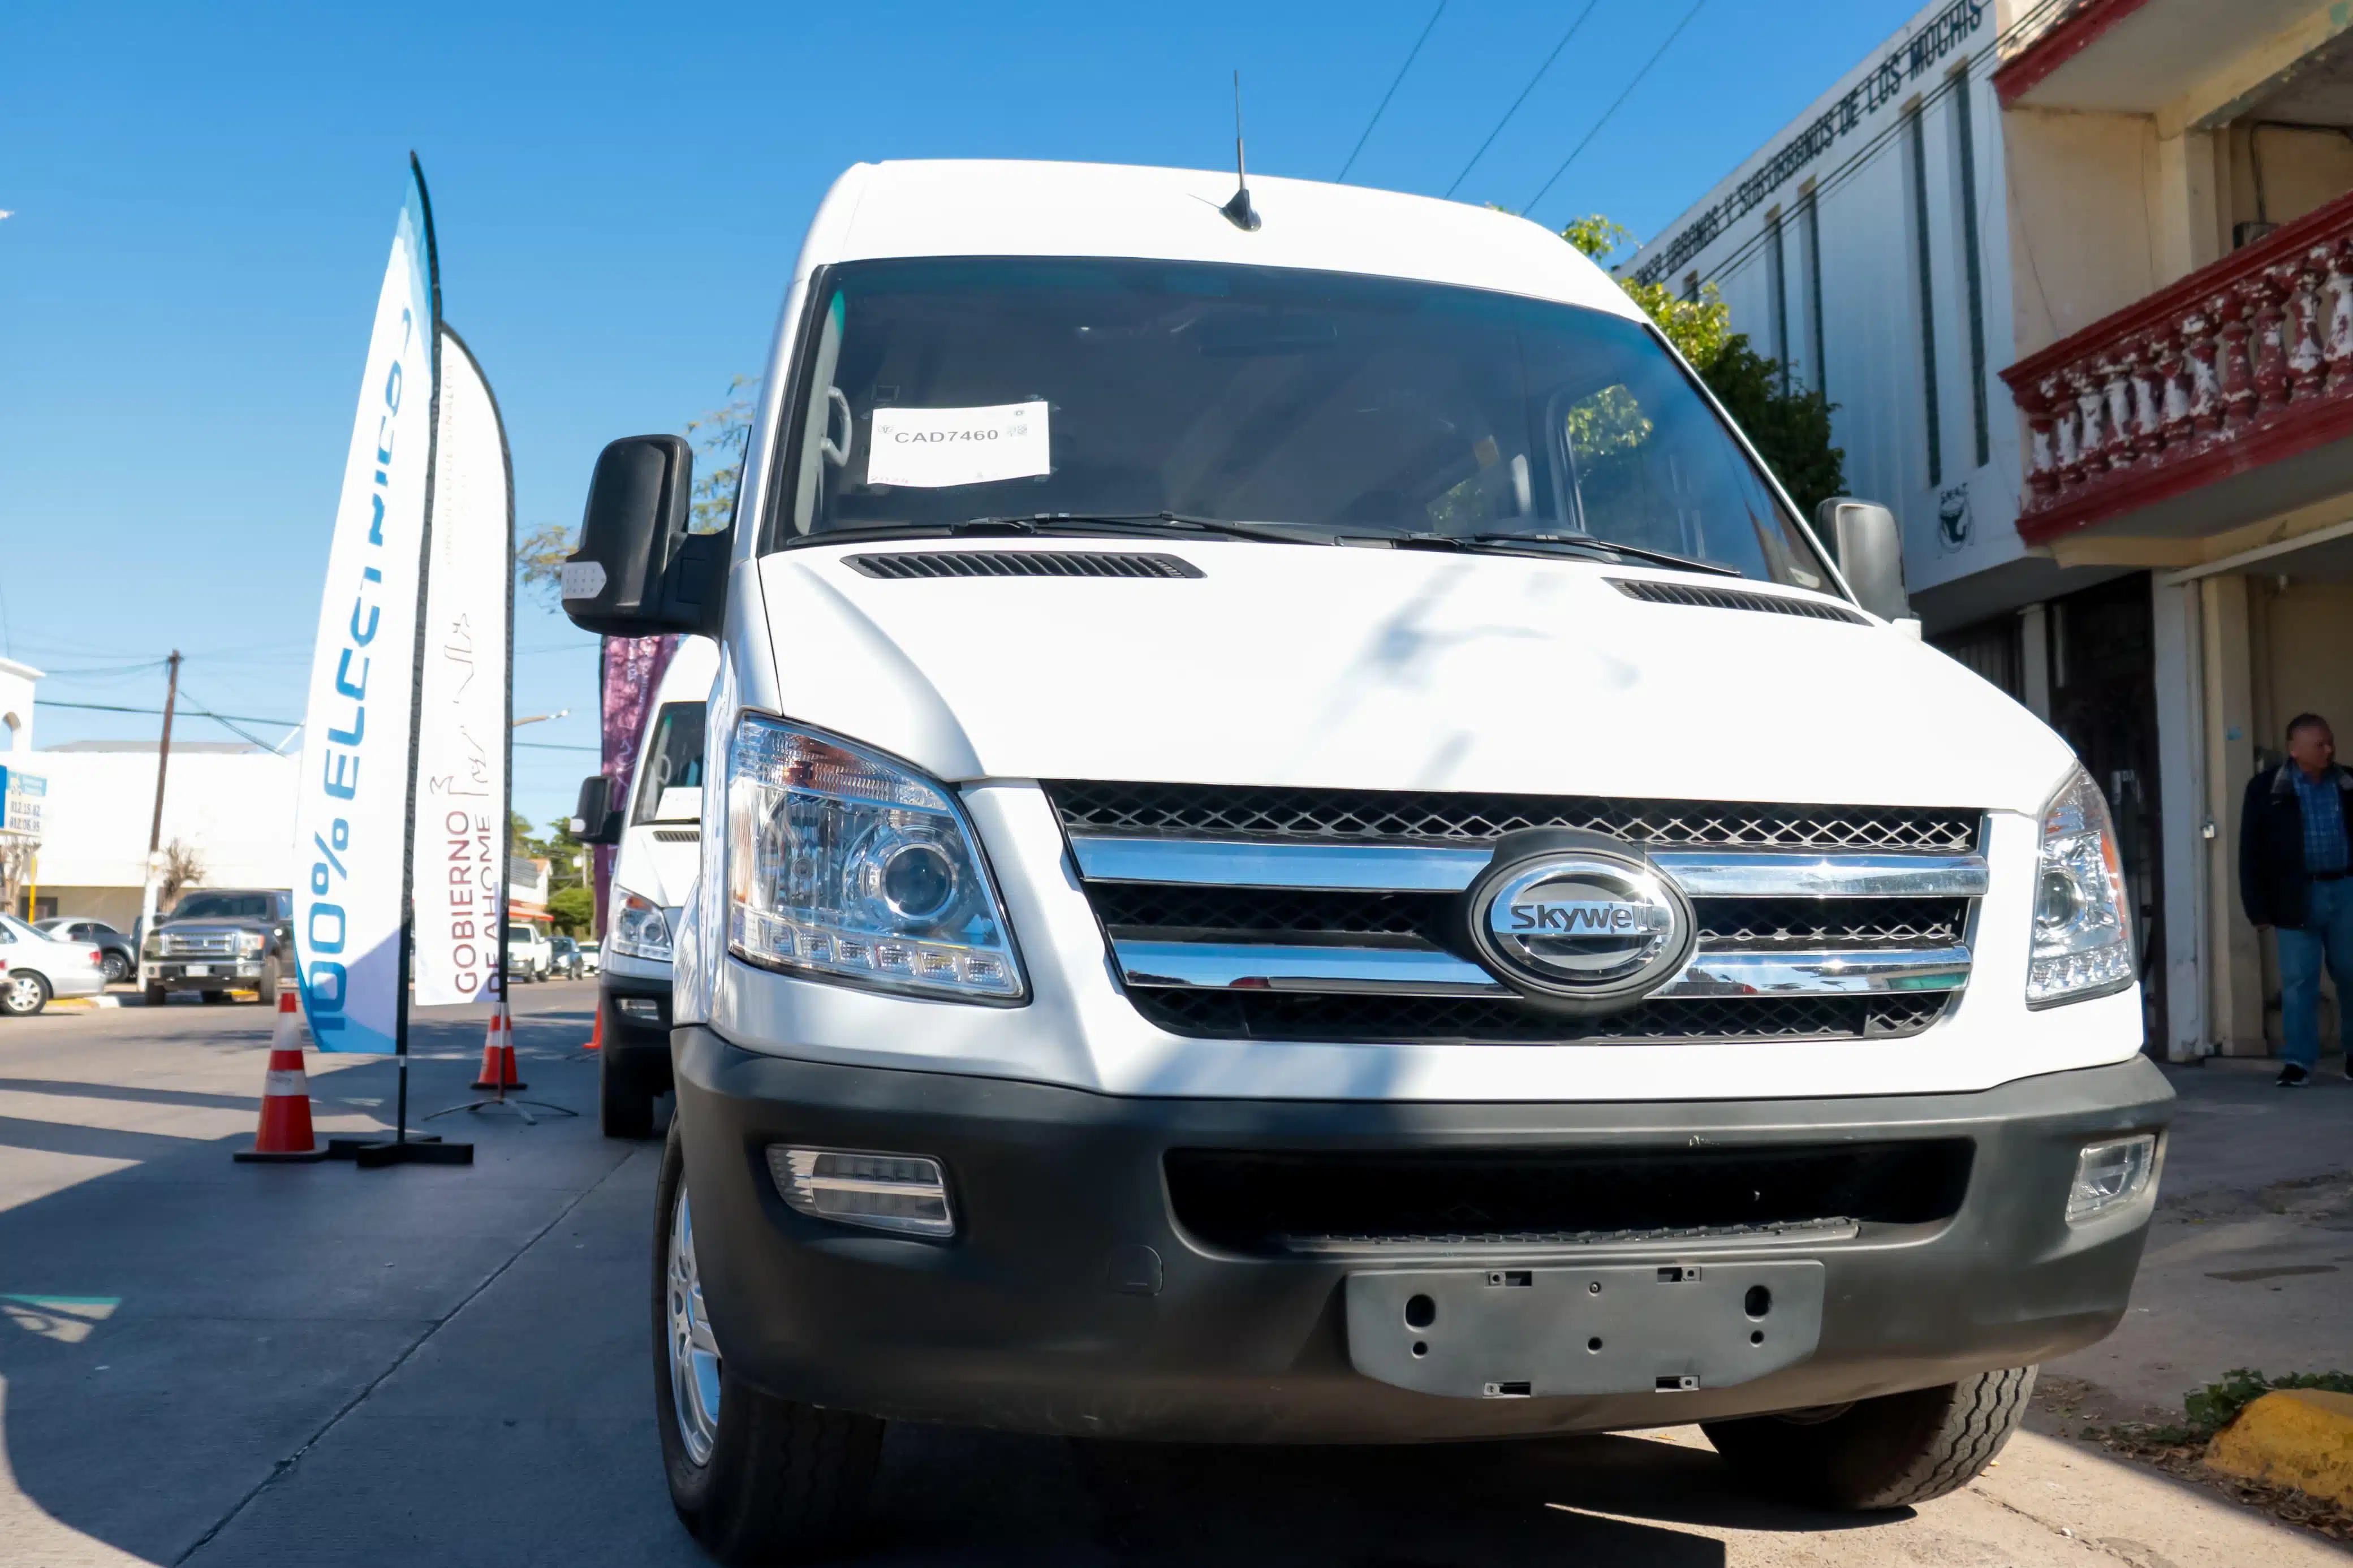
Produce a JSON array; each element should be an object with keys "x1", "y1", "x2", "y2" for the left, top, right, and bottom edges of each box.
[
  {"x1": 1816, "y1": 497, "x2": 1911, "y2": 625},
  {"x1": 570, "y1": 775, "x2": 624, "y2": 846},
  {"x1": 559, "y1": 435, "x2": 731, "y2": 636}
]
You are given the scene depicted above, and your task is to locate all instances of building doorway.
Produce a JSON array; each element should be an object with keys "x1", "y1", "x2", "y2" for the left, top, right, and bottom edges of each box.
[{"x1": 2045, "y1": 573, "x2": 2166, "y2": 1052}]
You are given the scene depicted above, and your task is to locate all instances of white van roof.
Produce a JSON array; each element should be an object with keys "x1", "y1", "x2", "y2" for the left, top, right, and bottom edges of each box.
[{"x1": 794, "y1": 159, "x2": 1645, "y2": 323}]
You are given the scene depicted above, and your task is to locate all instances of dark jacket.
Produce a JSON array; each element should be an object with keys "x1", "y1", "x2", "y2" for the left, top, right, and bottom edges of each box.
[{"x1": 2239, "y1": 761, "x2": 2353, "y2": 929}]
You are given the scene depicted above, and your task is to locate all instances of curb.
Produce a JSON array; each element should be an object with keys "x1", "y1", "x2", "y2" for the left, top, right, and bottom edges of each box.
[
  {"x1": 2207, "y1": 1389, "x2": 2353, "y2": 1507},
  {"x1": 49, "y1": 996, "x2": 123, "y2": 1012}
]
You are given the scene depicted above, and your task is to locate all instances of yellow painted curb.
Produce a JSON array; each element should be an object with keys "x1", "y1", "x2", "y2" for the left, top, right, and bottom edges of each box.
[{"x1": 2206, "y1": 1389, "x2": 2353, "y2": 1507}]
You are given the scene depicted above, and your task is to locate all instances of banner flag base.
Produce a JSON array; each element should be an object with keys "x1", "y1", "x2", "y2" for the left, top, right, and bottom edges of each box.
[
  {"x1": 326, "y1": 1132, "x2": 473, "y2": 1165},
  {"x1": 350, "y1": 1137, "x2": 476, "y2": 1168}
]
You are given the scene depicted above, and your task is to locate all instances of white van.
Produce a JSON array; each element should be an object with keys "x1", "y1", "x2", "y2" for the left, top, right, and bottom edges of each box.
[
  {"x1": 584, "y1": 636, "x2": 718, "y2": 1137},
  {"x1": 562, "y1": 159, "x2": 2172, "y2": 1557}
]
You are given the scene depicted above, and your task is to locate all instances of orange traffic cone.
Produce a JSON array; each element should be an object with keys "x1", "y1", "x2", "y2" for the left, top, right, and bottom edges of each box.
[
  {"x1": 471, "y1": 1004, "x2": 526, "y2": 1092},
  {"x1": 235, "y1": 991, "x2": 326, "y2": 1163},
  {"x1": 583, "y1": 1008, "x2": 602, "y2": 1052}
]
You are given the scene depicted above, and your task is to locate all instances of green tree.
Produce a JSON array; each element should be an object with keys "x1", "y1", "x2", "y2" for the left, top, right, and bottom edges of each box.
[
  {"x1": 548, "y1": 884, "x2": 596, "y2": 936},
  {"x1": 516, "y1": 376, "x2": 762, "y2": 599},
  {"x1": 1559, "y1": 214, "x2": 1846, "y2": 520}
]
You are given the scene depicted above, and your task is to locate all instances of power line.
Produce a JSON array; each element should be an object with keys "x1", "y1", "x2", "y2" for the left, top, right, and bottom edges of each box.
[
  {"x1": 40, "y1": 697, "x2": 600, "y2": 754},
  {"x1": 38, "y1": 698, "x2": 296, "y2": 727},
  {"x1": 1524, "y1": 0, "x2": 1709, "y2": 218},
  {"x1": 178, "y1": 683, "x2": 281, "y2": 751},
  {"x1": 1443, "y1": 0, "x2": 1606, "y2": 199},
  {"x1": 1337, "y1": 2, "x2": 1448, "y2": 184}
]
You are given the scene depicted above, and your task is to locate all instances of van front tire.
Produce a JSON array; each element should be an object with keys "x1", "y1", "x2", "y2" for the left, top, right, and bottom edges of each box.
[
  {"x1": 652, "y1": 1121, "x2": 882, "y2": 1562},
  {"x1": 601, "y1": 1048, "x2": 656, "y2": 1140},
  {"x1": 1703, "y1": 1364, "x2": 2037, "y2": 1510}
]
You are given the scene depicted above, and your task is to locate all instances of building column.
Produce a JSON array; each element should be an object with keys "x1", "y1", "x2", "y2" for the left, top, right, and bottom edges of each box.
[
  {"x1": 2151, "y1": 576, "x2": 2207, "y2": 1059},
  {"x1": 2200, "y1": 574, "x2": 2267, "y2": 1053},
  {"x1": 2150, "y1": 127, "x2": 2222, "y2": 288}
]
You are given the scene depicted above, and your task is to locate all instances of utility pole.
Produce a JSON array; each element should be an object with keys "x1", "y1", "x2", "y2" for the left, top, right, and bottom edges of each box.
[{"x1": 136, "y1": 651, "x2": 182, "y2": 953}]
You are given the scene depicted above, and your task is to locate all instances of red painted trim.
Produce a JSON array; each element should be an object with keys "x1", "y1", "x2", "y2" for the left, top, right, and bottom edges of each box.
[
  {"x1": 2015, "y1": 392, "x2": 2353, "y2": 545},
  {"x1": 1993, "y1": 0, "x2": 2155, "y2": 107}
]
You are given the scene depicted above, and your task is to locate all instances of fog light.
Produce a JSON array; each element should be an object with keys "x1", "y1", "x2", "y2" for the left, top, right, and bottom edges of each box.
[
  {"x1": 767, "y1": 1147, "x2": 954, "y2": 1237},
  {"x1": 617, "y1": 997, "x2": 661, "y2": 1023},
  {"x1": 2067, "y1": 1134, "x2": 2160, "y2": 1224}
]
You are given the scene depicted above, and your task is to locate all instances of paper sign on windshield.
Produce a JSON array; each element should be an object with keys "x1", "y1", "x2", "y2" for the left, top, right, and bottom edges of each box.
[{"x1": 866, "y1": 401, "x2": 1050, "y2": 489}]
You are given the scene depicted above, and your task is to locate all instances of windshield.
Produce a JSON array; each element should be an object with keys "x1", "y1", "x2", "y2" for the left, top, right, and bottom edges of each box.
[
  {"x1": 508, "y1": 925, "x2": 536, "y2": 944},
  {"x1": 634, "y1": 701, "x2": 706, "y2": 824},
  {"x1": 773, "y1": 257, "x2": 1829, "y2": 588},
  {"x1": 172, "y1": 892, "x2": 276, "y2": 921}
]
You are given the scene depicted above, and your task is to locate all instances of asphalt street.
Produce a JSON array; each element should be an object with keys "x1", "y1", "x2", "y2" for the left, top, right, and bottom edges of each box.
[{"x1": 0, "y1": 983, "x2": 2345, "y2": 1566}]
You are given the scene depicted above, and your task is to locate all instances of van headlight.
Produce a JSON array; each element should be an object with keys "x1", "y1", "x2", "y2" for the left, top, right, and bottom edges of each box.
[
  {"x1": 2026, "y1": 766, "x2": 2134, "y2": 1007},
  {"x1": 610, "y1": 889, "x2": 673, "y2": 962},
  {"x1": 726, "y1": 714, "x2": 1025, "y2": 1001}
]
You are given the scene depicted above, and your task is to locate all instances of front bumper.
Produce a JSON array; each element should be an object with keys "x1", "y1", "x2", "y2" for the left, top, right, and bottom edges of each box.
[
  {"x1": 601, "y1": 971, "x2": 674, "y2": 1086},
  {"x1": 144, "y1": 960, "x2": 265, "y2": 990},
  {"x1": 674, "y1": 1028, "x2": 2174, "y2": 1442}
]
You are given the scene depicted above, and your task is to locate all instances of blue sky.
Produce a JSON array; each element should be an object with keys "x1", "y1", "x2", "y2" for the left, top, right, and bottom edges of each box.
[{"x1": 2, "y1": 0, "x2": 1919, "y2": 828}]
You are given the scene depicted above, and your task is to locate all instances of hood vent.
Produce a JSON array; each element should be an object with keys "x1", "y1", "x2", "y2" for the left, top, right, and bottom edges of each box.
[
  {"x1": 846, "y1": 551, "x2": 1203, "y2": 581},
  {"x1": 1610, "y1": 578, "x2": 1868, "y2": 624}
]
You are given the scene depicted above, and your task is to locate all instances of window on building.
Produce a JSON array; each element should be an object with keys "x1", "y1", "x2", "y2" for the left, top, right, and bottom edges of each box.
[
  {"x1": 1905, "y1": 102, "x2": 1944, "y2": 489},
  {"x1": 1948, "y1": 66, "x2": 1991, "y2": 472},
  {"x1": 1765, "y1": 206, "x2": 1790, "y2": 394}
]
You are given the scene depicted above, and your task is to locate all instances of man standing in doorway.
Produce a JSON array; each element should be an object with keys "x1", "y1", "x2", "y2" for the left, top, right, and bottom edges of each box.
[{"x1": 2241, "y1": 713, "x2": 2353, "y2": 1086}]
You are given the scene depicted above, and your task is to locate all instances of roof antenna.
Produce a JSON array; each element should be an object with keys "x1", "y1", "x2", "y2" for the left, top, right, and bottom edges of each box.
[{"x1": 1221, "y1": 70, "x2": 1261, "y2": 232}]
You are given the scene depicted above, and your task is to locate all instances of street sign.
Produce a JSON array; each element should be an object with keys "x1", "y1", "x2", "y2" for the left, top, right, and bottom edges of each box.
[{"x1": 0, "y1": 766, "x2": 46, "y2": 843}]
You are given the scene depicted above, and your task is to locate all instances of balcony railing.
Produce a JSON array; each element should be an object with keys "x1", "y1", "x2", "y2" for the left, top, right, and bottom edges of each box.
[{"x1": 2002, "y1": 184, "x2": 2353, "y2": 544}]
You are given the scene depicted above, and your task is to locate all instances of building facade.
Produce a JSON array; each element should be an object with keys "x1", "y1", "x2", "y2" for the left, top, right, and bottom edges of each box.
[
  {"x1": 1633, "y1": 0, "x2": 2353, "y2": 1061},
  {"x1": 30, "y1": 741, "x2": 300, "y2": 928}
]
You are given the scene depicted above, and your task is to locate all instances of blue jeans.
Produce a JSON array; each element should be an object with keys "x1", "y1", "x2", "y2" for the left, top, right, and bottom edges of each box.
[{"x1": 2277, "y1": 877, "x2": 2353, "y2": 1068}]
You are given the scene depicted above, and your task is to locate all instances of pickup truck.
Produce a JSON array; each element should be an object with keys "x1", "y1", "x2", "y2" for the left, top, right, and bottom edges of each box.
[
  {"x1": 140, "y1": 888, "x2": 294, "y2": 1005},
  {"x1": 561, "y1": 158, "x2": 2173, "y2": 1559}
]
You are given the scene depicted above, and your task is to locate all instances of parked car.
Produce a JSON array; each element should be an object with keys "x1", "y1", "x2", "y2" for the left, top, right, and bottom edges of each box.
[
  {"x1": 38, "y1": 917, "x2": 136, "y2": 984},
  {"x1": 577, "y1": 941, "x2": 600, "y2": 978},
  {"x1": 559, "y1": 159, "x2": 2176, "y2": 1557},
  {"x1": 549, "y1": 934, "x2": 585, "y2": 980},
  {"x1": 141, "y1": 888, "x2": 294, "y2": 1005},
  {"x1": 503, "y1": 923, "x2": 554, "y2": 983},
  {"x1": 1, "y1": 913, "x2": 108, "y2": 1016}
]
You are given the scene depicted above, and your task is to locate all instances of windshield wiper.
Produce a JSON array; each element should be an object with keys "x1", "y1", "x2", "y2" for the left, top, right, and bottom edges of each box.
[{"x1": 1458, "y1": 532, "x2": 1743, "y2": 577}]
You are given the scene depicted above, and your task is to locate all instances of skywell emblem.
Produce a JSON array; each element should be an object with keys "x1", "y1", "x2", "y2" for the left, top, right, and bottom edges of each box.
[
  {"x1": 1465, "y1": 831, "x2": 1696, "y2": 1012},
  {"x1": 1505, "y1": 899, "x2": 1673, "y2": 936}
]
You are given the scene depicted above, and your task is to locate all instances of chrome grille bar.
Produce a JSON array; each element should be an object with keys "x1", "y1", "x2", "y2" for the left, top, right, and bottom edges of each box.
[
  {"x1": 1111, "y1": 940, "x2": 1973, "y2": 999},
  {"x1": 1068, "y1": 835, "x2": 1988, "y2": 899}
]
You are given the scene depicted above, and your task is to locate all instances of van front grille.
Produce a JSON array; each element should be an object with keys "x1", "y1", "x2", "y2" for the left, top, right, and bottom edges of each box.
[
  {"x1": 1127, "y1": 989, "x2": 1952, "y2": 1045},
  {"x1": 1046, "y1": 781, "x2": 1979, "y2": 854},
  {"x1": 1044, "y1": 781, "x2": 1985, "y2": 1046},
  {"x1": 1166, "y1": 1139, "x2": 1975, "y2": 1255}
]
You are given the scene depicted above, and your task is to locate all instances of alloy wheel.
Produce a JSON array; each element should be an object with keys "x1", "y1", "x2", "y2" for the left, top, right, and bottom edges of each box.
[
  {"x1": 3, "y1": 974, "x2": 46, "y2": 1016},
  {"x1": 667, "y1": 1185, "x2": 723, "y2": 1465}
]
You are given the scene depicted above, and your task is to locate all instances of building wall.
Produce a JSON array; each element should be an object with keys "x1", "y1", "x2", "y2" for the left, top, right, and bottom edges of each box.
[
  {"x1": 30, "y1": 749, "x2": 299, "y2": 905},
  {"x1": 0, "y1": 660, "x2": 35, "y2": 755},
  {"x1": 1627, "y1": 0, "x2": 2027, "y2": 608},
  {"x1": 2002, "y1": 109, "x2": 2168, "y2": 357}
]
